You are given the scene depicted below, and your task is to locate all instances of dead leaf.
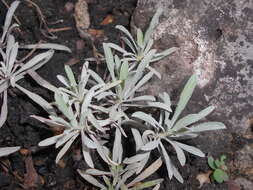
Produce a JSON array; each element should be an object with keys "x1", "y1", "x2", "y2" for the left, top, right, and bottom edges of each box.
[
  {"x1": 196, "y1": 170, "x2": 212, "y2": 189},
  {"x1": 20, "y1": 149, "x2": 30, "y2": 156},
  {"x1": 57, "y1": 160, "x2": 66, "y2": 168},
  {"x1": 13, "y1": 170, "x2": 24, "y2": 182},
  {"x1": 100, "y1": 15, "x2": 114, "y2": 25},
  {"x1": 0, "y1": 158, "x2": 11, "y2": 173},
  {"x1": 23, "y1": 156, "x2": 43, "y2": 189},
  {"x1": 88, "y1": 29, "x2": 104, "y2": 38}
]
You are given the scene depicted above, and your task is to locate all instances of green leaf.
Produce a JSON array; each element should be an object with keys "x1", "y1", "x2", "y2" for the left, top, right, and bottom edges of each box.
[
  {"x1": 121, "y1": 36, "x2": 137, "y2": 53},
  {"x1": 140, "y1": 140, "x2": 159, "y2": 151},
  {"x1": 132, "y1": 111, "x2": 162, "y2": 130},
  {"x1": 7, "y1": 41, "x2": 18, "y2": 74},
  {"x1": 190, "y1": 122, "x2": 226, "y2": 132},
  {"x1": 143, "y1": 39, "x2": 154, "y2": 56},
  {"x1": 129, "y1": 179, "x2": 163, "y2": 190},
  {"x1": 112, "y1": 128, "x2": 123, "y2": 163},
  {"x1": 64, "y1": 65, "x2": 77, "y2": 88},
  {"x1": 131, "y1": 128, "x2": 144, "y2": 151},
  {"x1": 21, "y1": 43, "x2": 72, "y2": 53},
  {"x1": 119, "y1": 61, "x2": 129, "y2": 81},
  {"x1": 170, "y1": 74, "x2": 197, "y2": 127},
  {"x1": 87, "y1": 110, "x2": 105, "y2": 132},
  {"x1": 126, "y1": 71, "x2": 154, "y2": 99},
  {"x1": 151, "y1": 47, "x2": 178, "y2": 62},
  {"x1": 127, "y1": 158, "x2": 163, "y2": 187},
  {"x1": 116, "y1": 25, "x2": 138, "y2": 50},
  {"x1": 0, "y1": 146, "x2": 20, "y2": 157},
  {"x1": 173, "y1": 106, "x2": 215, "y2": 131},
  {"x1": 220, "y1": 155, "x2": 226, "y2": 164},
  {"x1": 103, "y1": 43, "x2": 116, "y2": 81},
  {"x1": 147, "y1": 102, "x2": 172, "y2": 112},
  {"x1": 144, "y1": 7, "x2": 163, "y2": 44},
  {"x1": 107, "y1": 43, "x2": 128, "y2": 54},
  {"x1": 215, "y1": 160, "x2": 221, "y2": 168},
  {"x1": 124, "y1": 153, "x2": 149, "y2": 164},
  {"x1": 159, "y1": 142, "x2": 173, "y2": 179},
  {"x1": 213, "y1": 169, "x2": 228, "y2": 183},
  {"x1": 115, "y1": 55, "x2": 121, "y2": 71},
  {"x1": 0, "y1": 91, "x2": 8, "y2": 128},
  {"x1": 38, "y1": 134, "x2": 64, "y2": 147},
  {"x1": 103, "y1": 175, "x2": 113, "y2": 189},
  {"x1": 208, "y1": 157, "x2": 216, "y2": 170},
  {"x1": 1, "y1": 1, "x2": 20, "y2": 42},
  {"x1": 54, "y1": 93, "x2": 74, "y2": 121},
  {"x1": 88, "y1": 69, "x2": 105, "y2": 84},
  {"x1": 124, "y1": 95, "x2": 156, "y2": 103},
  {"x1": 16, "y1": 84, "x2": 56, "y2": 115},
  {"x1": 167, "y1": 139, "x2": 186, "y2": 166},
  {"x1": 174, "y1": 141, "x2": 205, "y2": 157},
  {"x1": 56, "y1": 133, "x2": 78, "y2": 163},
  {"x1": 137, "y1": 28, "x2": 144, "y2": 47},
  {"x1": 86, "y1": 169, "x2": 111, "y2": 176},
  {"x1": 78, "y1": 170, "x2": 106, "y2": 189},
  {"x1": 15, "y1": 50, "x2": 54, "y2": 76}
]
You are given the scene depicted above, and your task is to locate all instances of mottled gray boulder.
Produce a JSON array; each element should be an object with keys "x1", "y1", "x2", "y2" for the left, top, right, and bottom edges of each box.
[
  {"x1": 132, "y1": 0, "x2": 253, "y2": 186},
  {"x1": 132, "y1": 0, "x2": 253, "y2": 134}
]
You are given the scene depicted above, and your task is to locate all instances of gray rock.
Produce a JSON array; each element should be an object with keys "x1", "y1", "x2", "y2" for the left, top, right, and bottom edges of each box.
[
  {"x1": 132, "y1": 0, "x2": 253, "y2": 187},
  {"x1": 230, "y1": 178, "x2": 253, "y2": 190},
  {"x1": 232, "y1": 143, "x2": 253, "y2": 181},
  {"x1": 132, "y1": 0, "x2": 253, "y2": 135}
]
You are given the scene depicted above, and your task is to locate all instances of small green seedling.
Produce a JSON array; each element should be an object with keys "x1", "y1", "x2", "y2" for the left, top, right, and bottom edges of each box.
[{"x1": 208, "y1": 155, "x2": 229, "y2": 183}]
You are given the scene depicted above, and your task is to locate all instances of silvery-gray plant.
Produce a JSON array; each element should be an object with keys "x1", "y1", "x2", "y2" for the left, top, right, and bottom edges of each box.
[
  {"x1": 105, "y1": 8, "x2": 177, "y2": 72},
  {"x1": 0, "y1": 33, "x2": 56, "y2": 127},
  {"x1": 0, "y1": 0, "x2": 70, "y2": 157},
  {"x1": 78, "y1": 127, "x2": 163, "y2": 190},
  {"x1": 0, "y1": 0, "x2": 71, "y2": 128},
  {"x1": 124, "y1": 75, "x2": 226, "y2": 183},
  {"x1": 0, "y1": 146, "x2": 20, "y2": 157},
  {"x1": 31, "y1": 63, "x2": 121, "y2": 166},
  {"x1": 103, "y1": 43, "x2": 171, "y2": 127}
]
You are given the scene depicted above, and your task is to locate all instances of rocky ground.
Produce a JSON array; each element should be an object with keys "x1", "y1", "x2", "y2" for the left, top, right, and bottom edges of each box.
[{"x1": 0, "y1": 0, "x2": 252, "y2": 189}]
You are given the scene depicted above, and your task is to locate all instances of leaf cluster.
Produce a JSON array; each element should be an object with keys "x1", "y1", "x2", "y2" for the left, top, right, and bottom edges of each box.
[
  {"x1": 208, "y1": 155, "x2": 229, "y2": 183},
  {"x1": 0, "y1": 1, "x2": 70, "y2": 156}
]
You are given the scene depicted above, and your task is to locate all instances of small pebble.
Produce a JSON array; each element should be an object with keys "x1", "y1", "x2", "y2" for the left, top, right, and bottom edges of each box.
[{"x1": 64, "y1": 2, "x2": 74, "y2": 12}]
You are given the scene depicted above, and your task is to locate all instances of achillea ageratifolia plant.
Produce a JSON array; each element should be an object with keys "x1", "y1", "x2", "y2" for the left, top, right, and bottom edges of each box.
[
  {"x1": 0, "y1": 0, "x2": 70, "y2": 156},
  {"x1": 0, "y1": 1, "x2": 226, "y2": 189}
]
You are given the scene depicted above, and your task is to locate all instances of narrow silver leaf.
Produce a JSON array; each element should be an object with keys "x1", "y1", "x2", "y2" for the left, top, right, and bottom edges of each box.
[{"x1": 0, "y1": 146, "x2": 20, "y2": 157}]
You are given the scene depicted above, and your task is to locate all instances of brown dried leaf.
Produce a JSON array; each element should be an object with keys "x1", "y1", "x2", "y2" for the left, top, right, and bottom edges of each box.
[
  {"x1": 57, "y1": 160, "x2": 66, "y2": 168},
  {"x1": 88, "y1": 29, "x2": 104, "y2": 38},
  {"x1": 100, "y1": 15, "x2": 114, "y2": 25},
  {"x1": 19, "y1": 148, "x2": 30, "y2": 156},
  {"x1": 0, "y1": 158, "x2": 11, "y2": 173},
  {"x1": 23, "y1": 156, "x2": 42, "y2": 189},
  {"x1": 196, "y1": 171, "x2": 212, "y2": 189}
]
